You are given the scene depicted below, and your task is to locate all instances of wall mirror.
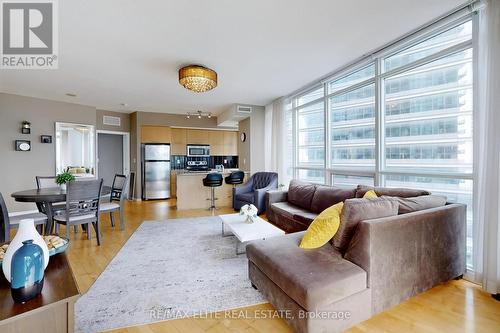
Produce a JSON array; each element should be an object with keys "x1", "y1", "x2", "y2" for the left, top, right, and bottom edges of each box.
[{"x1": 55, "y1": 122, "x2": 96, "y2": 177}]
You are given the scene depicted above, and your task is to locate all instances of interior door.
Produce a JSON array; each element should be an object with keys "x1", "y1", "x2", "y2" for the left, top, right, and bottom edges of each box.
[{"x1": 98, "y1": 133, "x2": 124, "y2": 186}]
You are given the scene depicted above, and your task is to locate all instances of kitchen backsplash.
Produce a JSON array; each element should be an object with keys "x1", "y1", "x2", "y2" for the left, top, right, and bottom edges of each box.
[{"x1": 171, "y1": 155, "x2": 239, "y2": 170}]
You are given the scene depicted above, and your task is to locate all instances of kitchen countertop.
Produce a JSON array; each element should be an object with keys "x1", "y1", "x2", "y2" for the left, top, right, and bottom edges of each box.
[{"x1": 175, "y1": 168, "x2": 247, "y2": 176}]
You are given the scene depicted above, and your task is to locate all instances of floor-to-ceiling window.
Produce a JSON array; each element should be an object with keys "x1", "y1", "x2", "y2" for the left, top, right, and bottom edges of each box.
[{"x1": 291, "y1": 17, "x2": 474, "y2": 267}]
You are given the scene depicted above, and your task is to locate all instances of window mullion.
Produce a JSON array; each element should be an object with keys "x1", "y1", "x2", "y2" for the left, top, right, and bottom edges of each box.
[
  {"x1": 375, "y1": 58, "x2": 385, "y2": 186},
  {"x1": 292, "y1": 104, "x2": 298, "y2": 179},
  {"x1": 324, "y1": 83, "x2": 331, "y2": 185}
]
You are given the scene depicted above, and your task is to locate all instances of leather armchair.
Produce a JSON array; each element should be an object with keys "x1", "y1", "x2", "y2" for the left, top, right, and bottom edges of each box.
[{"x1": 233, "y1": 172, "x2": 278, "y2": 214}]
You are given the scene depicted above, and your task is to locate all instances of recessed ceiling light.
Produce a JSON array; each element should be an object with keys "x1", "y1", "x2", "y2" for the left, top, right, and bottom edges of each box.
[
  {"x1": 120, "y1": 103, "x2": 128, "y2": 107},
  {"x1": 65, "y1": 93, "x2": 77, "y2": 97}
]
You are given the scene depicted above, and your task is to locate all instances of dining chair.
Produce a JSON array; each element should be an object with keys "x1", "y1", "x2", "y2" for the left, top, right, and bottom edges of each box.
[
  {"x1": 35, "y1": 176, "x2": 67, "y2": 211},
  {"x1": 36, "y1": 175, "x2": 71, "y2": 233},
  {"x1": 0, "y1": 192, "x2": 48, "y2": 242},
  {"x1": 100, "y1": 174, "x2": 128, "y2": 230},
  {"x1": 53, "y1": 179, "x2": 103, "y2": 245},
  {"x1": 35, "y1": 176, "x2": 59, "y2": 189}
]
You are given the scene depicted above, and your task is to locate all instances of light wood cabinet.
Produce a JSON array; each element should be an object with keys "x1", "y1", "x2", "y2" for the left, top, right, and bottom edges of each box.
[
  {"x1": 223, "y1": 131, "x2": 238, "y2": 155},
  {"x1": 170, "y1": 170, "x2": 177, "y2": 198},
  {"x1": 171, "y1": 128, "x2": 187, "y2": 155},
  {"x1": 186, "y1": 129, "x2": 209, "y2": 144},
  {"x1": 141, "y1": 125, "x2": 171, "y2": 143},
  {"x1": 209, "y1": 131, "x2": 225, "y2": 155},
  {"x1": 176, "y1": 172, "x2": 248, "y2": 210},
  {"x1": 142, "y1": 127, "x2": 238, "y2": 155}
]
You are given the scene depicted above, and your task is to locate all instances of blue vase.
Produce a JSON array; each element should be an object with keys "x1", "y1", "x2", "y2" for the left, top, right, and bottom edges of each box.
[{"x1": 10, "y1": 240, "x2": 45, "y2": 303}]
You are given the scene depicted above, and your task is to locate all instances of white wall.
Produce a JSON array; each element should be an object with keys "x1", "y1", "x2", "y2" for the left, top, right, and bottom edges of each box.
[
  {"x1": 250, "y1": 106, "x2": 265, "y2": 173},
  {"x1": 238, "y1": 118, "x2": 251, "y2": 172},
  {"x1": 235, "y1": 105, "x2": 266, "y2": 174}
]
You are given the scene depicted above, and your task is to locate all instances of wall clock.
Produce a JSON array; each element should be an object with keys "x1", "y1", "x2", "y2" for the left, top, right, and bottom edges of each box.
[
  {"x1": 240, "y1": 132, "x2": 246, "y2": 142},
  {"x1": 15, "y1": 140, "x2": 31, "y2": 151}
]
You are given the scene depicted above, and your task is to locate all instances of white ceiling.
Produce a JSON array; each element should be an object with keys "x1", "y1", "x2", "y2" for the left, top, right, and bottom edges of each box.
[{"x1": 0, "y1": 0, "x2": 467, "y2": 115}]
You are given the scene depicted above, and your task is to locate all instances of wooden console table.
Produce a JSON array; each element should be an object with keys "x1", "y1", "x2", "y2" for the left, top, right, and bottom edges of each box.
[{"x1": 0, "y1": 253, "x2": 79, "y2": 333}]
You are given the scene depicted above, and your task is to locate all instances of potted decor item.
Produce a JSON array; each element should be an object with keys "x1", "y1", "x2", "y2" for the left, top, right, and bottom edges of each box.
[
  {"x1": 239, "y1": 204, "x2": 258, "y2": 224},
  {"x1": 2, "y1": 219, "x2": 49, "y2": 282},
  {"x1": 55, "y1": 172, "x2": 75, "y2": 190},
  {"x1": 10, "y1": 240, "x2": 44, "y2": 303}
]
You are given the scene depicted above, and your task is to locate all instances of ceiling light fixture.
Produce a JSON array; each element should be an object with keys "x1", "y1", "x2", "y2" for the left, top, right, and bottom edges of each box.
[
  {"x1": 186, "y1": 110, "x2": 213, "y2": 119},
  {"x1": 65, "y1": 93, "x2": 77, "y2": 97},
  {"x1": 179, "y1": 65, "x2": 217, "y2": 93}
]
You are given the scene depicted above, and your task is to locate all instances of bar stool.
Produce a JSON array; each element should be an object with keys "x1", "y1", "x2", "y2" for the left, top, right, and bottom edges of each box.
[
  {"x1": 203, "y1": 173, "x2": 223, "y2": 209},
  {"x1": 224, "y1": 171, "x2": 245, "y2": 188}
]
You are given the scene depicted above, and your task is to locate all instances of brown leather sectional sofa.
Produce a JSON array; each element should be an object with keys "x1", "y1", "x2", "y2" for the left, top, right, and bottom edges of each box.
[
  {"x1": 246, "y1": 180, "x2": 466, "y2": 333},
  {"x1": 266, "y1": 180, "x2": 437, "y2": 233}
]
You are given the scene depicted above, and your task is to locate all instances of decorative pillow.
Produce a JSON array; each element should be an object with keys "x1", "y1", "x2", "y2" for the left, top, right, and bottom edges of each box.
[
  {"x1": 332, "y1": 197, "x2": 399, "y2": 254},
  {"x1": 363, "y1": 190, "x2": 378, "y2": 199},
  {"x1": 355, "y1": 185, "x2": 430, "y2": 198},
  {"x1": 287, "y1": 180, "x2": 317, "y2": 210},
  {"x1": 310, "y1": 185, "x2": 356, "y2": 213},
  {"x1": 388, "y1": 195, "x2": 447, "y2": 214},
  {"x1": 300, "y1": 202, "x2": 343, "y2": 249},
  {"x1": 68, "y1": 168, "x2": 78, "y2": 175}
]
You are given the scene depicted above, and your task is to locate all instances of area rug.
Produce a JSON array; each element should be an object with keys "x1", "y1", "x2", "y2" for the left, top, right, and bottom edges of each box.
[{"x1": 75, "y1": 217, "x2": 265, "y2": 333}]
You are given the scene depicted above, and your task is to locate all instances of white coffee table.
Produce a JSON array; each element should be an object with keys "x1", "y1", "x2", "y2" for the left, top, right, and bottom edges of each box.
[{"x1": 219, "y1": 213, "x2": 285, "y2": 254}]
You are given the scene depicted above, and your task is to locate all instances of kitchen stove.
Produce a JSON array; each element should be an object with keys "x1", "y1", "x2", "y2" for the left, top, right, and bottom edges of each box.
[{"x1": 186, "y1": 160, "x2": 209, "y2": 172}]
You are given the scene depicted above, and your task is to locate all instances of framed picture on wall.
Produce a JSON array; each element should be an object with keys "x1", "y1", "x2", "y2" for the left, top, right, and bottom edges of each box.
[
  {"x1": 41, "y1": 135, "x2": 52, "y2": 143},
  {"x1": 15, "y1": 140, "x2": 31, "y2": 151}
]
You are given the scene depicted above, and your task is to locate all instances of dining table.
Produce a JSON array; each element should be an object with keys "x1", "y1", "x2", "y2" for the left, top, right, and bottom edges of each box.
[{"x1": 11, "y1": 186, "x2": 111, "y2": 235}]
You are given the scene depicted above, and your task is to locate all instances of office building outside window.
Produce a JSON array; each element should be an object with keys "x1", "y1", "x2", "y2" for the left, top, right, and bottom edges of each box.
[{"x1": 292, "y1": 19, "x2": 474, "y2": 267}]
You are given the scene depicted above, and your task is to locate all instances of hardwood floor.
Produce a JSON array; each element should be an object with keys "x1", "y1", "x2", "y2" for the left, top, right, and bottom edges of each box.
[{"x1": 59, "y1": 200, "x2": 500, "y2": 333}]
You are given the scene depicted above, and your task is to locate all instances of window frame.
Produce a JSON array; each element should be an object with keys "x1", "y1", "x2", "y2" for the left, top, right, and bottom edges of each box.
[
  {"x1": 290, "y1": 14, "x2": 476, "y2": 270},
  {"x1": 291, "y1": 14, "x2": 474, "y2": 187}
]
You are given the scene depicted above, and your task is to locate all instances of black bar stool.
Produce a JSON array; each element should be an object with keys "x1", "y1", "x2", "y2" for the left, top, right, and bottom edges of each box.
[
  {"x1": 203, "y1": 173, "x2": 223, "y2": 209},
  {"x1": 224, "y1": 171, "x2": 245, "y2": 188}
]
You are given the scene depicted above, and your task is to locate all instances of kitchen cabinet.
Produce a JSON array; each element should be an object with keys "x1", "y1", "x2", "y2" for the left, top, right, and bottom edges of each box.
[
  {"x1": 176, "y1": 171, "x2": 248, "y2": 210},
  {"x1": 141, "y1": 125, "x2": 171, "y2": 143},
  {"x1": 170, "y1": 170, "x2": 177, "y2": 198},
  {"x1": 171, "y1": 128, "x2": 187, "y2": 155},
  {"x1": 148, "y1": 128, "x2": 238, "y2": 156},
  {"x1": 186, "y1": 129, "x2": 209, "y2": 144},
  {"x1": 209, "y1": 131, "x2": 225, "y2": 155},
  {"x1": 223, "y1": 131, "x2": 238, "y2": 155}
]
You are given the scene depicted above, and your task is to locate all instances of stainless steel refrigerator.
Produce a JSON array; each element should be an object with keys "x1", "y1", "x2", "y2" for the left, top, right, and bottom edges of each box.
[{"x1": 142, "y1": 143, "x2": 171, "y2": 200}]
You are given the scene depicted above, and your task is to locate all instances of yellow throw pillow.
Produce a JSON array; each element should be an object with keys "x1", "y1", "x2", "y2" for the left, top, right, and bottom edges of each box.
[
  {"x1": 300, "y1": 202, "x2": 343, "y2": 249},
  {"x1": 363, "y1": 190, "x2": 378, "y2": 199}
]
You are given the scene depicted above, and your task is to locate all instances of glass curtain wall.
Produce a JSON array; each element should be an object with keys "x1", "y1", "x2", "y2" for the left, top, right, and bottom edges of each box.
[{"x1": 292, "y1": 19, "x2": 474, "y2": 267}]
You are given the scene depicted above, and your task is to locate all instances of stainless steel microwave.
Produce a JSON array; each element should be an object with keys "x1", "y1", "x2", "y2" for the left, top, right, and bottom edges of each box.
[{"x1": 187, "y1": 145, "x2": 210, "y2": 157}]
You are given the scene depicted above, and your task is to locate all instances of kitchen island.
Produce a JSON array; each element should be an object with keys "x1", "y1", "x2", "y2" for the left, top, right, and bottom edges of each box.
[{"x1": 176, "y1": 169, "x2": 248, "y2": 210}]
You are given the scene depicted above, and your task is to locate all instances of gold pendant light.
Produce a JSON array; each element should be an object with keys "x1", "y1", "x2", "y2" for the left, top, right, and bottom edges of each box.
[{"x1": 178, "y1": 65, "x2": 217, "y2": 93}]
